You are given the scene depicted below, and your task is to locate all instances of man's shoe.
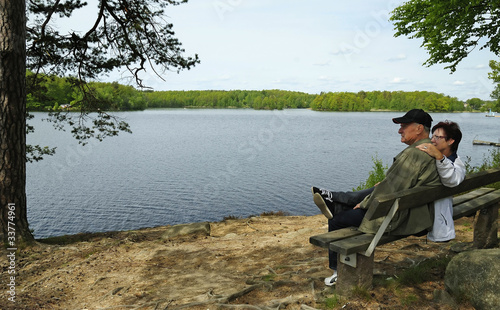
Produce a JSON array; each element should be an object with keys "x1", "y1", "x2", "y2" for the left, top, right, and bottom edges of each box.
[
  {"x1": 324, "y1": 271, "x2": 338, "y2": 286},
  {"x1": 313, "y1": 193, "x2": 333, "y2": 219},
  {"x1": 311, "y1": 186, "x2": 336, "y2": 201},
  {"x1": 311, "y1": 186, "x2": 321, "y2": 195}
]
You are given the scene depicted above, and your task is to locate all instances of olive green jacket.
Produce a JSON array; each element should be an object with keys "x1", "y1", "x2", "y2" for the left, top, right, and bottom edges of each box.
[{"x1": 358, "y1": 138, "x2": 441, "y2": 235}]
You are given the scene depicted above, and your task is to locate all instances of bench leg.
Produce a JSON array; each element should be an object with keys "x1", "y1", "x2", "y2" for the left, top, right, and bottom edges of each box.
[
  {"x1": 473, "y1": 203, "x2": 499, "y2": 249},
  {"x1": 336, "y1": 252, "x2": 374, "y2": 294}
]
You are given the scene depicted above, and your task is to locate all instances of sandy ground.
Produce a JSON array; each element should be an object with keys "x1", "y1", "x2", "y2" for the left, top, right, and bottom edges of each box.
[{"x1": 0, "y1": 214, "x2": 480, "y2": 310}]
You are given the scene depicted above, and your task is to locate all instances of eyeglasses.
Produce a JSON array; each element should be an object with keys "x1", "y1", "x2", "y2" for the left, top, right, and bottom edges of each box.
[{"x1": 431, "y1": 135, "x2": 447, "y2": 141}]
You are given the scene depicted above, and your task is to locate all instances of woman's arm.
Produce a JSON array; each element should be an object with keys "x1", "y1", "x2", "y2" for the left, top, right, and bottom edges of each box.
[{"x1": 437, "y1": 156, "x2": 466, "y2": 187}]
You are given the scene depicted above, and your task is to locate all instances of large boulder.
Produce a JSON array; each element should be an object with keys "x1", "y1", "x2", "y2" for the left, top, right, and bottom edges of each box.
[{"x1": 444, "y1": 249, "x2": 500, "y2": 310}]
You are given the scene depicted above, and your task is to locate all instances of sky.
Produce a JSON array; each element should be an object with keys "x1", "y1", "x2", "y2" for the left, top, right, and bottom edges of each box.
[{"x1": 59, "y1": 0, "x2": 497, "y2": 101}]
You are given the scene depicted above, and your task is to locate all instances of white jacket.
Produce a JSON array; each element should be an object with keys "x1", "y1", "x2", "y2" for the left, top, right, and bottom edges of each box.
[{"x1": 427, "y1": 155, "x2": 466, "y2": 242}]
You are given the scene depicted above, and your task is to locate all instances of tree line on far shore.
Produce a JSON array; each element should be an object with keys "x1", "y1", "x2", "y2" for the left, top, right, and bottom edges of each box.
[
  {"x1": 311, "y1": 90, "x2": 468, "y2": 112},
  {"x1": 26, "y1": 71, "x2": 498, "y2": 113}
]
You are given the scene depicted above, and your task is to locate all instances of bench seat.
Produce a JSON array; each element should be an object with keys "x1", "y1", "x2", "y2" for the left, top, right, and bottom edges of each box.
[
  {"x1": 309, "y1": 227, "x2": 362, "y2": 248},
  {"x1": 309, "y1": 188, "x2": 500, "y2": 255}
]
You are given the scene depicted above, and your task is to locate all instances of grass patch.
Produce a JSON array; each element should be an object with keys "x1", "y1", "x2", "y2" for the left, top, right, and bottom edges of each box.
[
  {"x1": 396, "y1": 255, "x2": 452, "y2": 286},
  {"x1": 462, "y1": 222, "x2": 473, "y2": 232},
  {"x1": 322, "y1": 295, "x2": 340, "y2": 309},
  {"x1": 260, "y1": 210, "x2": 291, "y2": 217},
  {"x1": 373, "y1": 276, "x2": 399, "y2": 290},
  {"x1": 223, "y1": 210, "x2": 291, "y2": 221},
  {"x1": 400, "y1": 293, "x2": 419, "y2": 306},
  {"x1": 351, "y1": 286, "x2": 372, "y2": 301},
  {"x1": 261, "y1": 273, "x2": 276, "y2": 282},
  {"x1": 222, "y1": 215, "x2": 242, "y2": 221},
  {"x1": 374, "y1": 276, "x2": 420, "y2": 306}
]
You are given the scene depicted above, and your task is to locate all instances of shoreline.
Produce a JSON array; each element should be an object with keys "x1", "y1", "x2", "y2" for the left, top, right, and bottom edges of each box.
[{"x1": 34, "y1": 210, "x2": 297, "y2": 242}]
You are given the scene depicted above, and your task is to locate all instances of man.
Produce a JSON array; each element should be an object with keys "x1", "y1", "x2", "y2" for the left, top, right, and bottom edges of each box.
[{"x1": 313, "y1": 109, "x2": 442, "y2": 286}]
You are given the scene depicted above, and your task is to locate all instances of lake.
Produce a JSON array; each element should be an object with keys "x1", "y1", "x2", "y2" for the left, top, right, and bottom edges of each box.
[{"x1": 26, "y1": 109, "x2": 499, "y2": 238}]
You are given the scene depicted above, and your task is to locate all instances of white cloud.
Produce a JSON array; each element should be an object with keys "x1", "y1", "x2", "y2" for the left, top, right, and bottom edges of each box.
[
  {"x1": 218, "y1": 74, "x2": 232, "y2": 81},
  {"x1": 390, "y1": 77, "x2": 405, "y2": 84},
  {"x1": 318, "y1": 75, "x2": 332, "y2": 81},
  {"x1": 313, "y1": 61, "x2": 333, "y2": 67},
  {"x1": 387, "y1": 54, "x2": 407, "y2": 62}
]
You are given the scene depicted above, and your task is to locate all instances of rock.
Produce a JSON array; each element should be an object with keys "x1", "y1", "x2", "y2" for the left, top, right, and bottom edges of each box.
[
  {"x1": 161, "y1": 222, "x2": 211, "y2": 239},
  {"x1": 433, "y1": 289, "x2": 457, "y2": 308},
  {"x1": 449, "y1": 241, "x2": 475, "y2": 253},
  {"x1": 444, "y1": 248, "x2": 500, "y2": 310},
  {"x1": 222, "y1": 233, "x2": 238, "y2": 239}
]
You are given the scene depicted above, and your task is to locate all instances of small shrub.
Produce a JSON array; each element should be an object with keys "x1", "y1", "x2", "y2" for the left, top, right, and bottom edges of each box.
[
  {"x1": 466, "y1": 149, "x2": 500, "y2": 189},
  {"x1": 260, "y1": 210, "x2": 291, "y2": 217},
  {"x1": 353, "y1": 154, "x2": 388, "y2": 191},
  {"x1": 351, "y1": 285, "x2": 372, "y2": 301},
  {"x1": 322, "y1": 295, "x2": 340, "y2": 309},
  {"x1": 222, "y1": 215, "x2": 241, "y2": 221}
]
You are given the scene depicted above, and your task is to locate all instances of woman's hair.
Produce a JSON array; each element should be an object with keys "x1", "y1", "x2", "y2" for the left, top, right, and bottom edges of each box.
[{"x1": 432, "y1": 120, "x2": 462, "y2": 153}]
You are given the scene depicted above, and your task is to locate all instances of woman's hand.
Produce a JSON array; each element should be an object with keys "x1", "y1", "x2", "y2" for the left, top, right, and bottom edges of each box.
[{"x1": 416, "y1": 143, "x2": 442, "y2": 160}]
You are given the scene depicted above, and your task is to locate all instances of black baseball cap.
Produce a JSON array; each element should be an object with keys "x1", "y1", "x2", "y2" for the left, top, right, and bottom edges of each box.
[{"x1": 392, "y1": 109, "x2": 432, "y2": 128}]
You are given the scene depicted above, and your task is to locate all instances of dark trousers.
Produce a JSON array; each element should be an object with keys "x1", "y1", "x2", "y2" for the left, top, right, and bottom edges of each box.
[{"x1": 327, "y1": 187, "x2": 374, "y2": 270}]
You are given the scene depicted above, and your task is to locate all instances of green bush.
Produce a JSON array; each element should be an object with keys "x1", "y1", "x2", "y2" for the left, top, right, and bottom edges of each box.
[
  {"x1": 353, "y1": 154, "x2": 388, "y2": 191},
  {"x1": 466, "y1": 149, "x2": 500, "y2": 189}
]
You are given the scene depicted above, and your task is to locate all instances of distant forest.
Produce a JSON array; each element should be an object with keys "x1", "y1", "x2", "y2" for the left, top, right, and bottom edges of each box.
[
  {"x1": 311, "y1": 91, "x2": 467, "y2": 112},
  {"x1": 26, "y1": 71, "x2": 495, "y2": 112}
]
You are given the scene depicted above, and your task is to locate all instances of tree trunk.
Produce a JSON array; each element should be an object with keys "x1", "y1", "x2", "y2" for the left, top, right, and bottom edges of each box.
[{"x1": 0, "y1": 0, "x2": 33, "y2": 244}]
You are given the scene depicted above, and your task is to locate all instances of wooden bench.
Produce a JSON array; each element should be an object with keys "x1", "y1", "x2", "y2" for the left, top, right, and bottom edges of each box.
[{"x1": 309, "y1": 168, "x2": 500, "y2": 293}]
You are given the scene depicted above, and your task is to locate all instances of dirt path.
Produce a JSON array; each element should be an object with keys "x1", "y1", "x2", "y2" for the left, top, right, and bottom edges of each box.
[{"x1": 1, "y1": 214, "x2": 478, "y2": 309}]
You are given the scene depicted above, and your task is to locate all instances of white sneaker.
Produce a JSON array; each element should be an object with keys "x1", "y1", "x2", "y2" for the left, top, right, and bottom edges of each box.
[
  {"x1": 313, "y1": 193, "x2": 333, "y2": 219},
  {"x1": 324, "y1": 271, "x2": 337, "y2": 286}
]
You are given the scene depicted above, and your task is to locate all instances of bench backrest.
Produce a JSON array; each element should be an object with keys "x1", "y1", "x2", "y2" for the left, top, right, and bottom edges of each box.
[{"x1": 364, "y1": 168, "x2": 500, "y2": 221}]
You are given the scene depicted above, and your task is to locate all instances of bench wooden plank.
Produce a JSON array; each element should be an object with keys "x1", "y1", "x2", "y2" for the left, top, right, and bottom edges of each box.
[
  {"x1": 453, "y1": 189, "x2": 500, "y2": 219},
  {"x1": 452, "y1": 188, "x2": 496, "y2": 206},
  {"x1": 365, "y1": 168, "x2": 500, "y2": 221},
  {"x1": 309, "y1": 227, "x2": 362, "y2": 248},
  {"x1": 328, "y1": 189, "x2": 500, "y2": 256},
  {"x1": 329, "y1": 233, "x2": 403, "y2": 255}
]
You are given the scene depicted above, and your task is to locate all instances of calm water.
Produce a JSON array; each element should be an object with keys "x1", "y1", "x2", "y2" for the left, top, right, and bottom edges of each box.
[{"x1": 26, "y1": 109, "x2": 499, "y2": 238}]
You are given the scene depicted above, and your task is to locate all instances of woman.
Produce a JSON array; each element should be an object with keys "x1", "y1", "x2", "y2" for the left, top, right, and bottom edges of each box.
[{"x1": 417, "y1": 120, "x2": 466, "y2": 242}]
